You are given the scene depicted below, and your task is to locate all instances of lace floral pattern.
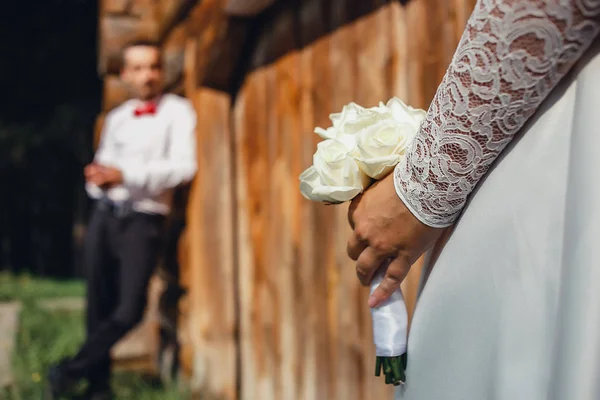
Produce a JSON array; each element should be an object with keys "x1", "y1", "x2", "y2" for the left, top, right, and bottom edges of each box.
[{"x1": 395, "y1": 0, "x2": 600, "y2": 228}]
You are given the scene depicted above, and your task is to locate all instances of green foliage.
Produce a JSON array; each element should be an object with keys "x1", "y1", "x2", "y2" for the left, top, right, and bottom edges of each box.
[{"x1": 0, "y1": 273, "x2": 189, "y2": 400}]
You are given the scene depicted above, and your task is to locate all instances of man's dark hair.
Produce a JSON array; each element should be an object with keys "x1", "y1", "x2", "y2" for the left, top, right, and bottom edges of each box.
[{"x1": 120, "y1": 39, "x2": 162, "y2": 68}]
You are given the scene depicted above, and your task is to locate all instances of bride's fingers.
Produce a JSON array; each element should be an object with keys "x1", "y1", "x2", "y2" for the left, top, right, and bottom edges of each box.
[
  {"x1": 347, "y1": 231, "x2": 367, "y2": 261},
  {"x1": 368, "y1": 256, "x2": 410, "y2": 308},
  {"x1": 347, "y1": 194, "x2": 363, "y2": 229},
  {"x1": 355, "y1": 247, "x2": 388, "y2": 286}
]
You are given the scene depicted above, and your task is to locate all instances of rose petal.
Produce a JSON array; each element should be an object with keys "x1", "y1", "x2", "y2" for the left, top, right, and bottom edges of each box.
[
  {"x1": 314, "y1": 126, "x2": 337, "y2": 140},
  {"x1": 300, "y1": 166, "x2": 366, "y2": 203},
  {"x1": 299, "y1": 166, "x2": 326, "y2": 201},
  {"x1": 354, "y1": 154, "x2": 402, "y2": 180},
  {"x1": 386, "y1": 97, "x2": 426, "y2": 129},
  {"x1": 313, "y1": 140, "x2": 352, "y2": 186}
]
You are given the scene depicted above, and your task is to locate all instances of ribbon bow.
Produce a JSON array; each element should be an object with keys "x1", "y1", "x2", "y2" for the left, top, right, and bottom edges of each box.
[{"x1": 133, "y1": 102, "x2": 157, "y2": 117}]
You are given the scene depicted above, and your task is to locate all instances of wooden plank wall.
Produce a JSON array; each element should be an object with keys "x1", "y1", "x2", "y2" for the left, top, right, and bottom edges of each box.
[
  {"x1": 182, "y1": 89, "x2": 237, "y2": 398},
  {"x1": 232, "y1": 1, "x2": 475, "y2": 399},
  {"x1": 97, "y1": 0, "x2": 477, "y2": 398}
]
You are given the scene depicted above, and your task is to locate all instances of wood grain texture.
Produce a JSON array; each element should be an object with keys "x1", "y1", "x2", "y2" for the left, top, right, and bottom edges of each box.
[
  {"x1": 298, "y1": 37, "x2": 318, "y2": 400},
  {"x1": 186, "y1": 0, "x2": 226, "y2": 37},
  {"x1": 296, "y1": 5, "x2": 330, "y2": 400},
  {"x1": 201, "y1": 18, "x2": 250, "y2": 92},
  {"x1": 157, "y1": 0, "x2": 185, "y2": 22},
  {"x1": 185, "y1": 88, "x2": 237, "y2": 399},
  {"x1": 98, "y1": 12, "x2": 158, "y2": 75},
  {"x1": 157, "y1": 0, "x2": 198, "y2": 41},
  {"x1": 96, "y1": 1, "x2": 480, "y2": 397},
  {"x1": 224, "y1": 0, "x2": 277, "y2": 16},
  {"x1": 307, "y1": 33, "x2": 336, "y2": 400},
  {"x1": 387, "y1": 2, "x2": 408, "y2": 100},
  {"x1": 329, "y1": 13, "x2": 362, "y2": 400},
  {"x1": 233, "y1": 68, "x2": 271, "y2": 400},
  {"x1": 101, "y1": 0, "x2": 130, "y2": 15},
  {"x1": 163, "y1": 24, "x2": 187, "y2": 89},
  {"x1": 231, "y1": 3, "x2": 477, "y2": 398},
  {"x1": 93, "y1": 113, "x2": 106, "y2": 150},
  {"x1": 102, "y1": 76, "x2": 130, "y2": 112},
  {"x1": 274, "y1": 52, "x2": 303, "y2": 400},
  {"x1": 300, "y1": 10, "x2": 333, "y2": 399},
  {"x1": 188, "y1": 0, "x2": 232, "y2": 89},
  {"x1": 183, "y1": 37, "x2": 198, "y2": 96}
]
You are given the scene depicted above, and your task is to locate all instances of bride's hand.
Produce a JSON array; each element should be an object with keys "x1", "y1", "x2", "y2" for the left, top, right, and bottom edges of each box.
[{"x1": 347, "y1": 173, "x2": 444, "y2": 308}]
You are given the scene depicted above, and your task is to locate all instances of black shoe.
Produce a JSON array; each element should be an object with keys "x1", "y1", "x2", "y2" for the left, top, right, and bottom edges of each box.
[{"x1": 45, "y1": 360, "x2": 78, "y2": 399}]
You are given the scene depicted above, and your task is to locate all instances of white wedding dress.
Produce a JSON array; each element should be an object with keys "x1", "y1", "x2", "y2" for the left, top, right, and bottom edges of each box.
[{"x1": 393, "y1": 1, "x2": 600, "y2": 399}]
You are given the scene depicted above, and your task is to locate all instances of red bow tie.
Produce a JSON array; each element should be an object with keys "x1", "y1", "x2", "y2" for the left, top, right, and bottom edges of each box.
[{"x1": 133, "y1": 102, "x2": 157, "y2": 117}]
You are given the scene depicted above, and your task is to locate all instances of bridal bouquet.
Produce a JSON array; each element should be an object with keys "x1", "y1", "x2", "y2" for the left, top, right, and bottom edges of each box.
[{"x1": 299, "y1": 97, "x2": 425, "y2": 385}]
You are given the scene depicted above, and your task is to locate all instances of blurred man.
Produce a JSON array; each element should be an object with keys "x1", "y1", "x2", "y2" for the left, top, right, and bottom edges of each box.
[{"x1": 47, "y1": 40, "x2": 197, "y2": 400}]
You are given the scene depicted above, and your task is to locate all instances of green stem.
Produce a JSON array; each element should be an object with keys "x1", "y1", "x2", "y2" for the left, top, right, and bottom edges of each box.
[
  {"x1": 391, "y1": 358, "x2": 401, "y2": 381},
  {"x1": 375, "y1": 355, "x2": 406, "y2": 386}
]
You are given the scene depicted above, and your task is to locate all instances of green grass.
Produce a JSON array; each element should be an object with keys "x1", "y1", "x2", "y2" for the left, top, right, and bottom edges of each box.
[
  {"x1": 0, "y1": 273, "x2": 188, "y2": 399},
  {"x1": 0, "y1": 273, "x2": 86, "y2": 302}
]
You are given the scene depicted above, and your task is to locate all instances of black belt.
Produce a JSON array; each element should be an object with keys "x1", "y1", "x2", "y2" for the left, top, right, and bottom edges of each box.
[{"x1": 97, "y1": 197, "x2": 134, "y2": 219}]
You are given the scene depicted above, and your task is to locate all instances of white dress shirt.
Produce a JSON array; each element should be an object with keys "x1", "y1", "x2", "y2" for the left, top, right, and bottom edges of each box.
[{"x1": 86, "y1": 93, "x2": 197, "y2": 215}]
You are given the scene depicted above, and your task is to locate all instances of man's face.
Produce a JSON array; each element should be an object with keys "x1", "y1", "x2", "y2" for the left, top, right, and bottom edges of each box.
[{"x1": 121, "y1": 45, "x2": 163, "y2": 100}]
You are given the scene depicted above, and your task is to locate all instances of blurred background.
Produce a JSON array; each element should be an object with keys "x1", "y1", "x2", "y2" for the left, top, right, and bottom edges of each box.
[
  {"x1": 0, "y1": 0, "x2": 99, "y2": 279},
  {"x1": 0, "y1": 0, "x2": 475, "y2": 399}
]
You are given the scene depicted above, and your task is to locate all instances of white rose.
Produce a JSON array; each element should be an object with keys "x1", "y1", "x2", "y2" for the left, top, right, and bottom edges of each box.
[
  {"x1": 352, "y1": 119, "x2": 417, "y2": 180},
  {"x1": 314, "y1": 103, "x2": 391, "y2": 150},
  {"x1": 381, "y1": 97, "x2": 426, "y2": 131},
  {"x1": 299, "y1": 166, "x2": 328, "y2": 201},
  {"x1": 314, "y1": 126, "x2": 337, "y2": 141},
  {"x1": 300, "y1": 140, "x2": 370, "y2": 203}
]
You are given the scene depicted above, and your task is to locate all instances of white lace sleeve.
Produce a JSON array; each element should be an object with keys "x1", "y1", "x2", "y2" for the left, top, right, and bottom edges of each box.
[{"x1": 394, "y1": 0, "x2": 600, "y2": 228}]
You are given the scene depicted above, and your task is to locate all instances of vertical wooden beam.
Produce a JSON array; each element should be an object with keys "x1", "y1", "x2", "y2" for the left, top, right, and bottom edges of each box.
[
  {"x1": 234, "y1": 69, "x2": 270, "y2": 400},
  {"x1": 186, "y1": 88, "x2": 237, "y2": 399},
  {"x1": 183, "y1": 37, "x2": 198, "y2": 96},
  {"x1": 273, "y1": 50, "x2": 305, "y2": 400},
  {"x1": 163, "y1": 24, "x2": 188, "y2": 90},
  {"x1": 297, "y1": 2, "x2": 328, "y2": 399},
  {"x1": 387, "y1": 2, "x2": 409, "y2": 100},
  {"x1": 185, "y1": 1, "x2": 481, "y2": 399},
  {"x1": 306, "y1": 5, "x2": 337, "y2": 399},
  {"x1": 328, "y1": 1, "x2": 357, "y2": 399},
  {"x1": 157, "y1": 0, "x2": 198, "y2": 41},
  {"x1": 188, "y1": 0, "x2": 232, "y2": 89}
]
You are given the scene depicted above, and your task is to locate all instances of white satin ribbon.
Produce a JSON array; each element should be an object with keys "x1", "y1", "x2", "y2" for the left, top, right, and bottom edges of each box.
[{"x1": 370, "y1": 268, "x2": 408, "y2": 357}]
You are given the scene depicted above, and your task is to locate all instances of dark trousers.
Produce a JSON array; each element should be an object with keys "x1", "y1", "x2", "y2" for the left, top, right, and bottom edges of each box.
[{"x1": 65, "y1": 202, "x2": 164, "y2": 388}]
